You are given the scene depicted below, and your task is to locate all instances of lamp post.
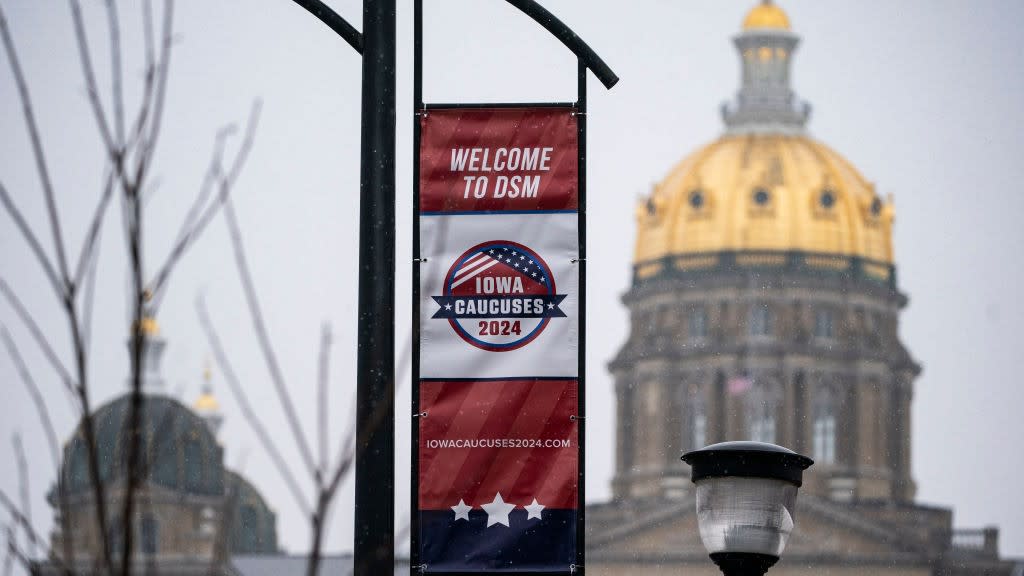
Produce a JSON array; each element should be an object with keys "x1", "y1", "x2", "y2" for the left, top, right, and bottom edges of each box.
[{"x1": 681, "y1": 441, "x2": 814, "y2": 576}]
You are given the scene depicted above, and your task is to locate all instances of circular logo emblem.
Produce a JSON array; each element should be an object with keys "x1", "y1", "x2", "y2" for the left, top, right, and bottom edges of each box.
[{"x1": 431, "y1": 240, "x2": 566, "y2": 352}]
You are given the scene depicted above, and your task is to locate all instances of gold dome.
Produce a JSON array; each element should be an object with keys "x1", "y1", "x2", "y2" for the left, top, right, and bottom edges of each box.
[
  {"x1": 193, "y1": 391, "x2": 220, "y2": 413},
  {"x1": 136, "y1": 316, "x2": 160, "y2": 336},
  {"x1": 635, "y1": 134, "x2": 894, "y2": 272},
  {"x1": 743, "y1": 1, "x2": 791, "y2": 31}
]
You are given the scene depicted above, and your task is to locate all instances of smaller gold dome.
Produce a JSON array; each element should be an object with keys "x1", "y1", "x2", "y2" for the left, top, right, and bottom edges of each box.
[
  {"x1": 743, "y1": 1, "x2": 791, "y2": 30},
  {"x1": 137, "y1": 316, "x2": 159, "y2": 336},
  {"x1": 194, "y1": 360, "x2": 219, "y2": 412}
]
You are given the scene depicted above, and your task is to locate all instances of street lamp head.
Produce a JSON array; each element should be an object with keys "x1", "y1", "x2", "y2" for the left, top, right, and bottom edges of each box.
[{"x1": 682, "y1": 441, "x2": 813, "y2": 576}]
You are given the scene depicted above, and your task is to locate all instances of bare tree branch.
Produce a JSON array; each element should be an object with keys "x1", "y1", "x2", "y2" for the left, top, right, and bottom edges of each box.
[
  {"x1": 105, "y1": 0, "x2": 125, "y2": 147},
  {"x1": 73, "y1": 167, "x2": 115, "y2": 288},
  {"x1": 2, "y1": 525, "x2": 13, "y2": 576},
  {"x1": 67, "y1": 0, "x2": 115, "y2": 152},
  {"x1": 3, "y1": 8, "x2": 116, "y2": 567},
  {"x1": 196, "y1": 295, "x2": 312, "y2": 515},
  {"x1": 221, "y1": 192, "x2": 317, "y2": 479},
  {"x1": 0, "y1": 325, "x2": 73, "y2": 574},
  {"x1": 81, "y1": 229, "x2": 103, "y2": 358},
  {"x1": 147, "y1": 101, "x2": 262, "y2": 309},
  {"x1": 1, "y1": 327, "x2": 61, "y2": 470},
  {"x1": 317, "y1": 323, "x2": 332, "y2": 484},
  {"x1": 0, "y1": 277, "x2": 75, "y2": 397},
  {"x1": 132, "y1": 0, "x2": 175, "y2": 185},
  {"x1": 11, "y1": 434, "x2": 33, "y2": 560},
  {"x1": 0, "y1": 490, "x2": 47, "y2": 564},
  {"x1": 120, "y1": 162, "x2": 149, "y2": 576},
  {"x1": 0, "y1": 183, "x2": 62, "y2": 297},
  {"x1": 127, "y1": 0, "x2": 158, "y2": 156},
  {"x1": 0, "y1": 5, "x2": 72, "y2": 292}
]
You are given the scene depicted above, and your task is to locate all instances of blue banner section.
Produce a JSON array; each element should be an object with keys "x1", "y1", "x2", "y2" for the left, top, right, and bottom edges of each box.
[
  {"x1": 431, "y1": 295, "x2": 567, "y2": 319},
  {"x1": 420, "y1": 509, "x2": 576, "y2": 572}
]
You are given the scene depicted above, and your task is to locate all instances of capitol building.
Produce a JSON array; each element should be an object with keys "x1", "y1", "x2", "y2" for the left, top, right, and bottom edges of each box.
[{"x1": 587, "y1": 2, "x2": 1017, "y2": 575}]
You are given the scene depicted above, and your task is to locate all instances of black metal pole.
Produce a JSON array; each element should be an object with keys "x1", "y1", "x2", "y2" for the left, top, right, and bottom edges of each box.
[
  {"x1": 575, "y1": 57, "x2": 587, "y2": 576},
  {"x1": 410, "y1": 0, "x2": 423, "y2": 572},
  {"x1": 354, "y1": 0, "x2": 396, "y2": 574}
]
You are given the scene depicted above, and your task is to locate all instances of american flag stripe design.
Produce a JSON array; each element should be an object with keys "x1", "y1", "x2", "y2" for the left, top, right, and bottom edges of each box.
[
  {"x1": 418, "y1": 378, "x2": 578, "y2": 572},
  {"x1": 452, "y1": 253, "x2": 492, "y2": 278}
]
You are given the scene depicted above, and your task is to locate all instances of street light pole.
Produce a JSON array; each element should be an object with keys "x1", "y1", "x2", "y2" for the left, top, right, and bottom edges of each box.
[{"x1": 354, "y1": 0, "x2": 396, "y2": 574}]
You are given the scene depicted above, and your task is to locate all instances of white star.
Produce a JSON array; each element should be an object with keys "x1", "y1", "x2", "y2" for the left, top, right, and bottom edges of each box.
[
  {"x1": 531, "y1": 272, "x2": 537, "y2": 277},
  {"x1": 481, "y1": 493, "x2": 516, "y2": 527},
  {"x1": 519, "y1": 255, "x2": 525, "y2": 260},
  {"x1": 525, "y1": 498, "x2": 545, "y2": 520},
  {"x1": 444, "y1": 303, "x2": 452, "y2": 310},
  {"x1": 451, "y1": 499, "x2": 472, "y2": 522},
  {"x1": 547, "y1": 303, "x2": 555, "y2": 309},
  {"x1": 502, "y1": 247, "x2": 508, "y2": 251}
]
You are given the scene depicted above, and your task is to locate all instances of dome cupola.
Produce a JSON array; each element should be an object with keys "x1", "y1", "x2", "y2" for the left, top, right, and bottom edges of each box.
[{"x1": 634, "y1": 0, "x2": 896, "y2": 284}]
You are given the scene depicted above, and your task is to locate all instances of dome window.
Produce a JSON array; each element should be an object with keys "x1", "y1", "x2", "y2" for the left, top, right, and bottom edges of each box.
[
  {"x1": 819, "y1": 189, "x2": 836, "y2": 209},
  {"x1": 752, "y1": 188, "x2": 771, "y2": 207},
  {"x1": 871, "y1": 197, "x2": 883, "y2": 216},
  {"x1": 689, "y1": 190, "x2": 705, "y2": 210}
]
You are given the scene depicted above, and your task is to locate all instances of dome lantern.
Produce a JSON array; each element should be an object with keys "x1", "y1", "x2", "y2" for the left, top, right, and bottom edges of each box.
[
  {"x1": 194, "y1": 361, "x2": 224, "y2": 436},
  {"x1": 129, "y1": 311, "x2": 168, "y2": 392},
  {"x1": 724, "y1": 1, "x2": 810, "y2": 133}
]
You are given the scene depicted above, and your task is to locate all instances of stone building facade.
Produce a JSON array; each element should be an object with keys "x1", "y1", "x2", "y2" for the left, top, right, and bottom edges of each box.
[
  {"x1": 587, "y1": 2, "x2": 1018, "y2": 575},
  {"x1": 41, "y1": 319, "x2": 278, "y2": 575}
]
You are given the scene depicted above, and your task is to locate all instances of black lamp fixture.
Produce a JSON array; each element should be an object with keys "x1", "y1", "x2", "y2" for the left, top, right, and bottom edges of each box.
[{"x1": 681, "y1": 441, "x2": 814, "y2": 576}]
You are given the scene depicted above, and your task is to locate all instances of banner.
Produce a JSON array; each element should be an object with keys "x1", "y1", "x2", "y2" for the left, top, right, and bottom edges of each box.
[{"x1": 415, "y1": 106, "x2": 581, "y2": 573}]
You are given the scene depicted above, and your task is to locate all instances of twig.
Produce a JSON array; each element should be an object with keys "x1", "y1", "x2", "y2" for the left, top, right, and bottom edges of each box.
[
  {"x1": 317, "y1": 323, "x2": 332, "y2": 484},
  {"x1": 196, "y1": 295, "x2": 312, "y2": 515},
  {"x1": 128, "y1": 0, "x2": 157, "y2": 155},
  {"x1": 2, "y1": 525, "x2": 13, "y2": 576},
  {"x1": 0, "y1": 490, "x2": 47, "y2": 564},
  {"x1": 166, "y1": 125, "x2": 234, "y2": 266},
  {"x1": 105, "y1": 0, "x2": 125, "y2": 147},
  {"x1": 221, "y1": 191, "x2": 317, "y2": 479},
  {"x1": 73, "y1": 166, "x2": 115, "y2": 288},
  {"x1": 0, "y1": 325, "x2": 74, "y2": 573},
  {"x1": 67, "y1": 0, "x2": 114, "y2": 152},
  {"x1": 147, "y1": 101, "x2": 261, "y2": 308},
  {"x1": 0, "y1": 182, "x2": 62, "y2": 297},
  {"x1": 0, "y1": 277, "x2": 75, "y2": 397},
  {"x1": 0, "y1": 5, "x2": 71, "y2": 291},
  {"x1": 11, "y1": 434, "x2": 33, "y2": 560},
  {"x1": 81, "y1": 229, "x2": 103, "y2": 358},
  {"x1": 133, "y1": 0, "x2": 175, "y2": 186},
  {"x1": 1, "y1": 327, "x2": 61, "y2": 470}
]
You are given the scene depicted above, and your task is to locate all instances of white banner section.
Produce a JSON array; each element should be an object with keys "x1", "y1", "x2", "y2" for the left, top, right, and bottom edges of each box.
[{"x1": 419, "y1": 212, "x2": 579, "y2": 379}]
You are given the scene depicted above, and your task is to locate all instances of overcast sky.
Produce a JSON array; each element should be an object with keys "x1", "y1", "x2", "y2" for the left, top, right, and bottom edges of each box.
[{"x1": 1, "y1": 0, "x2": 1022, "y2": 560}]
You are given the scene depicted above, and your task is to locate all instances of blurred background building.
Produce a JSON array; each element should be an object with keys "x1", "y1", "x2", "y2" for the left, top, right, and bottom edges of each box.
[
  {"x1": 587, "y1": 2, "x2": 1017, "y2": 575},
  {"x1": 40, "y1": 318, "x2": 279, "y2": 575}
]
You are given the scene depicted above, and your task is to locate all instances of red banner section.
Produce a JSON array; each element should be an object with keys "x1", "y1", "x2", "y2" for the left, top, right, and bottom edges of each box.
[
  {"x1": 419, "y1": 378, "x2": 578, "y2": 510},
  {"x1": 419, "y1": 108, "x2": 578, "y2": 213}
]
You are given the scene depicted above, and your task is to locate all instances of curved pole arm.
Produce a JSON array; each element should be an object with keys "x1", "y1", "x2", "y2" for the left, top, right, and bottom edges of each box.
[
  {"x1": 505, "y1": 0, "x2": 619, "y2": 89},
  {"x1": 289, "y1": 0, "x2": 363, "y2": 54}
]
